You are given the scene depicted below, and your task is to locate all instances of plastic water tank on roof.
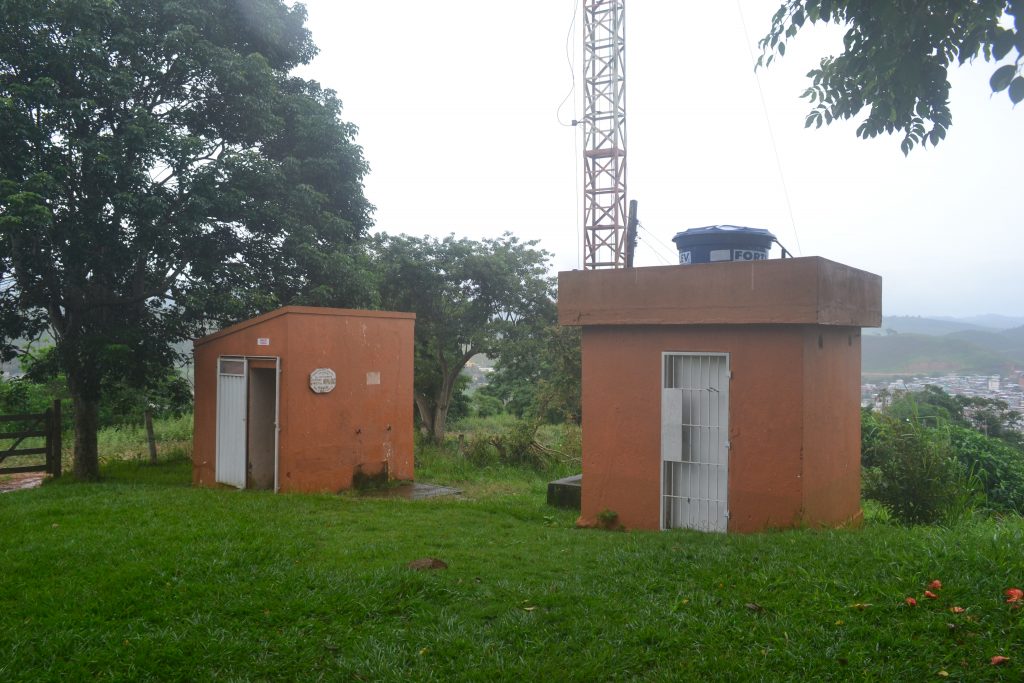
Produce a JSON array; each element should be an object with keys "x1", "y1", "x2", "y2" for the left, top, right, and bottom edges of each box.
[{"x1": 672, "y1": 225, "x2": 776, "y2": 265}]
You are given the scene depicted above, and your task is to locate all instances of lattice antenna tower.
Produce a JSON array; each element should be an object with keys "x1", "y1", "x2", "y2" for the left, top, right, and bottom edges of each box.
[{"x1": 582, "y1": 0, "x2": 627, "y2": 269}]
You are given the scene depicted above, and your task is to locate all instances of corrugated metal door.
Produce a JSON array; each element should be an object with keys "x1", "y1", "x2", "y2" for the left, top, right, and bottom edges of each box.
[
  {"x1": 661, "y1": 353, "x2": 730, "y2": 532},
  {"x1": 273, "y1": 356, "x2": 281, "y2": 492},
  {"x1": 216, "y1": 356, "x2": 247, "y2": 488}
]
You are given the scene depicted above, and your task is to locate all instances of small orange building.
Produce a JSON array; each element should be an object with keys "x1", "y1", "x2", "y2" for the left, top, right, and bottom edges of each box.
[
  {"x1": 559, "y1": 257, "x2": 881, "y2": 533},
  {"x1": 192, "y1": 306, "x2": 415, "y2": 493}
]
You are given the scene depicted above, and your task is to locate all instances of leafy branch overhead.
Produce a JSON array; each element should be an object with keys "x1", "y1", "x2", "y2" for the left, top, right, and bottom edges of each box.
[{"x1": 759, "y1": 0, "x2": 1024, "y2": 154}]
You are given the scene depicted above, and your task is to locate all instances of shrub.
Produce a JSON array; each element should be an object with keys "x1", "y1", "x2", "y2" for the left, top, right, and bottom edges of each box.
[
  {"x1": 454, "y1": 417, "x2": 579, "y2": 472},
  {"x1": 861, "y1": 413, "x2": 975, "y2": 525},
  {"x1": 465, "y1": 434, "x2": 499, "y2": 467},
  {"x1": 471, "y1": 393, "x2": 504, "y2": 418},
  {"x1": 948, "y1": 425, "x2": 1024, "y2": 514}
]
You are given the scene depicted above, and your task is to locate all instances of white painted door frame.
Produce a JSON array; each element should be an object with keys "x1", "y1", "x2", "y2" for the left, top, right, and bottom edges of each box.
[{"x1": 214, "y1": 355, "x2": 281, "y2": 490}]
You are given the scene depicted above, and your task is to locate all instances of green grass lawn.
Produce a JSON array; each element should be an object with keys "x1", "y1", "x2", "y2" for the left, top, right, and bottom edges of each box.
[{"x1": 2, "y1": 454, "x2": 1022, "y2": 681}]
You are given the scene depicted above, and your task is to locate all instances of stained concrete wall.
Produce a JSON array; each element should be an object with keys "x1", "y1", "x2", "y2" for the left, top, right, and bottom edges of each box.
[
  {"x1": 579, "y1": 325, "x2": 810, "y2": 532},
  {"x1": 193, "y1": 306, "x2": 415, "y2": 493},
  {"x1": 800, "y1": 327, "x2": 864, "y2": 527}
]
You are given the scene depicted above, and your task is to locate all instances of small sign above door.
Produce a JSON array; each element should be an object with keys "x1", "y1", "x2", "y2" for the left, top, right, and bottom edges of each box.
[
  {"x1": 257, "y1": 338, "x2": 270, "y2": 346},
  {"x1": 309, "y1": 368, "x2": 337, "y2": 394}
]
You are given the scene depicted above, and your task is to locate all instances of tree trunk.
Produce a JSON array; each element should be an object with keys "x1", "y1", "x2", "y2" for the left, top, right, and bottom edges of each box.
[
  {"x1": 66, "y1": 358, "x2": 102, "y2": 480},
  {"x1": 71, "y1": 391, "x2": 100, "y2": 480},
  {"x1": 413, "y1": 379, "x2": 454, "y2": 443},
  {"x1": 414, "y1": 351, "x2": 475, "y2": 443},
  {"x1": 144, "y1": 406, "x2": 158, "y2": 464},
  {"x1": 414, "y1": 395, "x2": 435, "y2": 438},
  {"x1": 425, "y1": 363, "x2": 463, "y2": 442},
  {"x1": 431, "y1": 399, "x2": 450, "y2": 442}
]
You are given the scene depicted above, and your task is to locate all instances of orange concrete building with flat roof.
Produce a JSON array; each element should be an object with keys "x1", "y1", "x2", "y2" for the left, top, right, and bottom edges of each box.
[
  {"x1": 192, "y1": 306, "x2": 415, "y2": 493},
  {"x1": 558, "y1": 257, "x2": 881, "y2": 533}
]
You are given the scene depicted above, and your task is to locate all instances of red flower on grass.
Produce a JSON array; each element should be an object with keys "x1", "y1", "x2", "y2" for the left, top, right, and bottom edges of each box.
[
  {"x1": 949, "y1": 606, "x2": 965, "y2": 614},
  {"x1": 924, "y1": 590, "x2": 939, "y2": 600},
  {"x1": 990, "y1": 655, "x2": 1010, "y2": 666},
  {"x1": 1005, "y1": 588, "x2": 1023, "y2": 606},
  {"x1": 929, "y1": 579, "x2": 942, "y2": 590},
  {"x1": 905, "y1": 597, "x2": 917, "y2": 607}
]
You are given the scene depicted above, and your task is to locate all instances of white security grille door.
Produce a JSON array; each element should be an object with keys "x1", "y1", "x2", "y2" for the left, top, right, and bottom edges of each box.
[
  {"x1": 216, "y1": 357, "x2": 248, "y2": 488},
  {"x1": 661, "y1": 353, "x2": 730, "y2": 532}
]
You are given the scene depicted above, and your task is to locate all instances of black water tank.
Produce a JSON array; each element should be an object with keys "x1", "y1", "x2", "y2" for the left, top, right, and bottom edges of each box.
[{"x1": 672, "y1": 225, "x2": 776, "y2": 265}]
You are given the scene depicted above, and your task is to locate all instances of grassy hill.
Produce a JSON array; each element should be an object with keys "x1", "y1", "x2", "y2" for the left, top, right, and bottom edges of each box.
[{"x1": 1, "y1": 455, "x2": 1021, "y2": 681}]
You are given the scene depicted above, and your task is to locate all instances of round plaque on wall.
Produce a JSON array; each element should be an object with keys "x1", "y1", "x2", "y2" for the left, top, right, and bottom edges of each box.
[{"x1": 309, "y1": 368, "x2": 337, "y2": 394}]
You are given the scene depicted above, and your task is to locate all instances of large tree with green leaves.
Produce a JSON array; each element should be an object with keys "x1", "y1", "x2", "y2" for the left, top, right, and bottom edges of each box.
[
  {"x1": 371, "y1": 233, "x2": 554, "y2": 442},
  {"x1": 760, "y1": 0, "x2": 1023, "y2": 153},
  {"x1": 481, "y1": 323, "x2": 581, "y2": 424},
  {"x1": 1, "y1": 0, "x2": 372, "y2": 478}
]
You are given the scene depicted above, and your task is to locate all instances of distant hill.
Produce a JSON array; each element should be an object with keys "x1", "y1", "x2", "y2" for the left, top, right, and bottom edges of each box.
[
  {"x1": 865, "y1": 316, "x2": 999, "y2": 336},
  {"x1": 934, "y1": 314, "x2": 1024, "y2": 330},
  {"x1": 945, "y1": 325, "x2": 1024, "y2": 361},
  {"x1": 862, "y1": 333, "x2": 1016, "y2": 375},
  {"x1": 862, "y1": 324, "x2": 1024, "y2": 376}
]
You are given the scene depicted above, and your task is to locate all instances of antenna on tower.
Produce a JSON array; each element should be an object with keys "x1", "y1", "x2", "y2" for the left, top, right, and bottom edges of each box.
[{"x1": 581, "y1": 0, "x2": 627, "y2": 269}]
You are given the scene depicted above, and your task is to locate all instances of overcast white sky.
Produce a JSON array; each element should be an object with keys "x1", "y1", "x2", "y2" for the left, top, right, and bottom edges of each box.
[{"x1": 295, "y1": 1, "x2": 1023, "y2": 318}]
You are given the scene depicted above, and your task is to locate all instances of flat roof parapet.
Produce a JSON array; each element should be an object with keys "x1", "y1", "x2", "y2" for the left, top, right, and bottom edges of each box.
[
  {"x1": 557, "y1": 257, "x2": 881, "y2": 328},
  {"x1": 195, "y1": 305, "x2": 416, "y2": 347}
]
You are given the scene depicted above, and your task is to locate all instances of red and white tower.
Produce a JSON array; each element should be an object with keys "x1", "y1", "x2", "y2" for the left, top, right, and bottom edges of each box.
[{"x1": 582, "y1": 0, "x2": 627, "y2": 269}]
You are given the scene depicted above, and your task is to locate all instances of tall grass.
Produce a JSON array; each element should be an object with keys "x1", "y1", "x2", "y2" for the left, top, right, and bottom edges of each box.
[
  {"x1": 416, "y1": 417, "x2": 580, "y2": 498},
  {"x1": 93, "y1": 413, "x2": 193, "y2": 462}
]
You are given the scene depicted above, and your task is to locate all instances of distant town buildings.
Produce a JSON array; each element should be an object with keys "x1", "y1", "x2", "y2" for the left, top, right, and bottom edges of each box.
[
  {"x1": 862, "y1": 373, "x2": 1024, "y2": 412},
  {"x1": 462, "y1": 357, "x2": 494, "y2": 391}
]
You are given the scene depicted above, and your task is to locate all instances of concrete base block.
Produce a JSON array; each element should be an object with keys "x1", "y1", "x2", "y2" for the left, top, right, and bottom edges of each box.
[{"x1": 547, "y1": 474, "x2": 582, "y2": 510}]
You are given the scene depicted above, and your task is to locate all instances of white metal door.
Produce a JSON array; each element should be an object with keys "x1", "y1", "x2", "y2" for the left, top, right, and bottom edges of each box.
[
  {"x1": 273, "y1": 356, "x2": 281, "y2": 492},
  {"x1": 661, "y1": 353, "x2": 730, "y2": 532},
  {"x1": 216, "y1": 356, "x2": 247, "y2": 488}
]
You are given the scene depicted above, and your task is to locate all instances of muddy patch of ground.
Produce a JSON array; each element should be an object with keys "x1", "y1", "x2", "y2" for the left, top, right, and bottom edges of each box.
[
  {"x1": 0, "y1": 472, "x2": 46, "y2": 493},
  {"x1": 357, "y1": 482, "x2": 461, "y2": 500}
]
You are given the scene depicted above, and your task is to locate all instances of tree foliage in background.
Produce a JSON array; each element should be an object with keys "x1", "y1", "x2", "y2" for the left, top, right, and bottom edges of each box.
[
  {"x1": 1, "y1": 0, "x2": 371, "y2": 478},
  {"x1": 863, "y1": 384, "x2": 1024, "y2": 523},
  {"x1": 961, "y1": 395, "x2": 1023, "y2": 445},
  {"x1": 2, "y1": 346, "x2": 190, "y2": 433},
  {"x1": 886, "y1": 384, "x2": 1022, "y2": 446},
  {"x1": 372, "y1": 233, "x2": 554, "y2": 442},
  {"x1": 760, "y1": 0, "x2": 1024, "y2": 154},
  {"x1": 482, "y1": 323, "x2": 581, "y2": 424}
]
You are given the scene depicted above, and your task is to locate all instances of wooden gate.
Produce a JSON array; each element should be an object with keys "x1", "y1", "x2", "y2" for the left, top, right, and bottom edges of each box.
[{"x1": 0, "y1": 400, "x2": 62, "y2": 477}]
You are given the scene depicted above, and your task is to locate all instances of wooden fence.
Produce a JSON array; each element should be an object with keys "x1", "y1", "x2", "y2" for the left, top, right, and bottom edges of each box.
[{"x1": 0, "y1": 400, "x2": 62, "y2": 477}]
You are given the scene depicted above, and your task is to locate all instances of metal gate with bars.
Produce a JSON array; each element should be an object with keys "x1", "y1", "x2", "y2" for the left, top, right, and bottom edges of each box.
[{"x1": 661, "y1": 353, "x2": 730, "y2": 532}]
